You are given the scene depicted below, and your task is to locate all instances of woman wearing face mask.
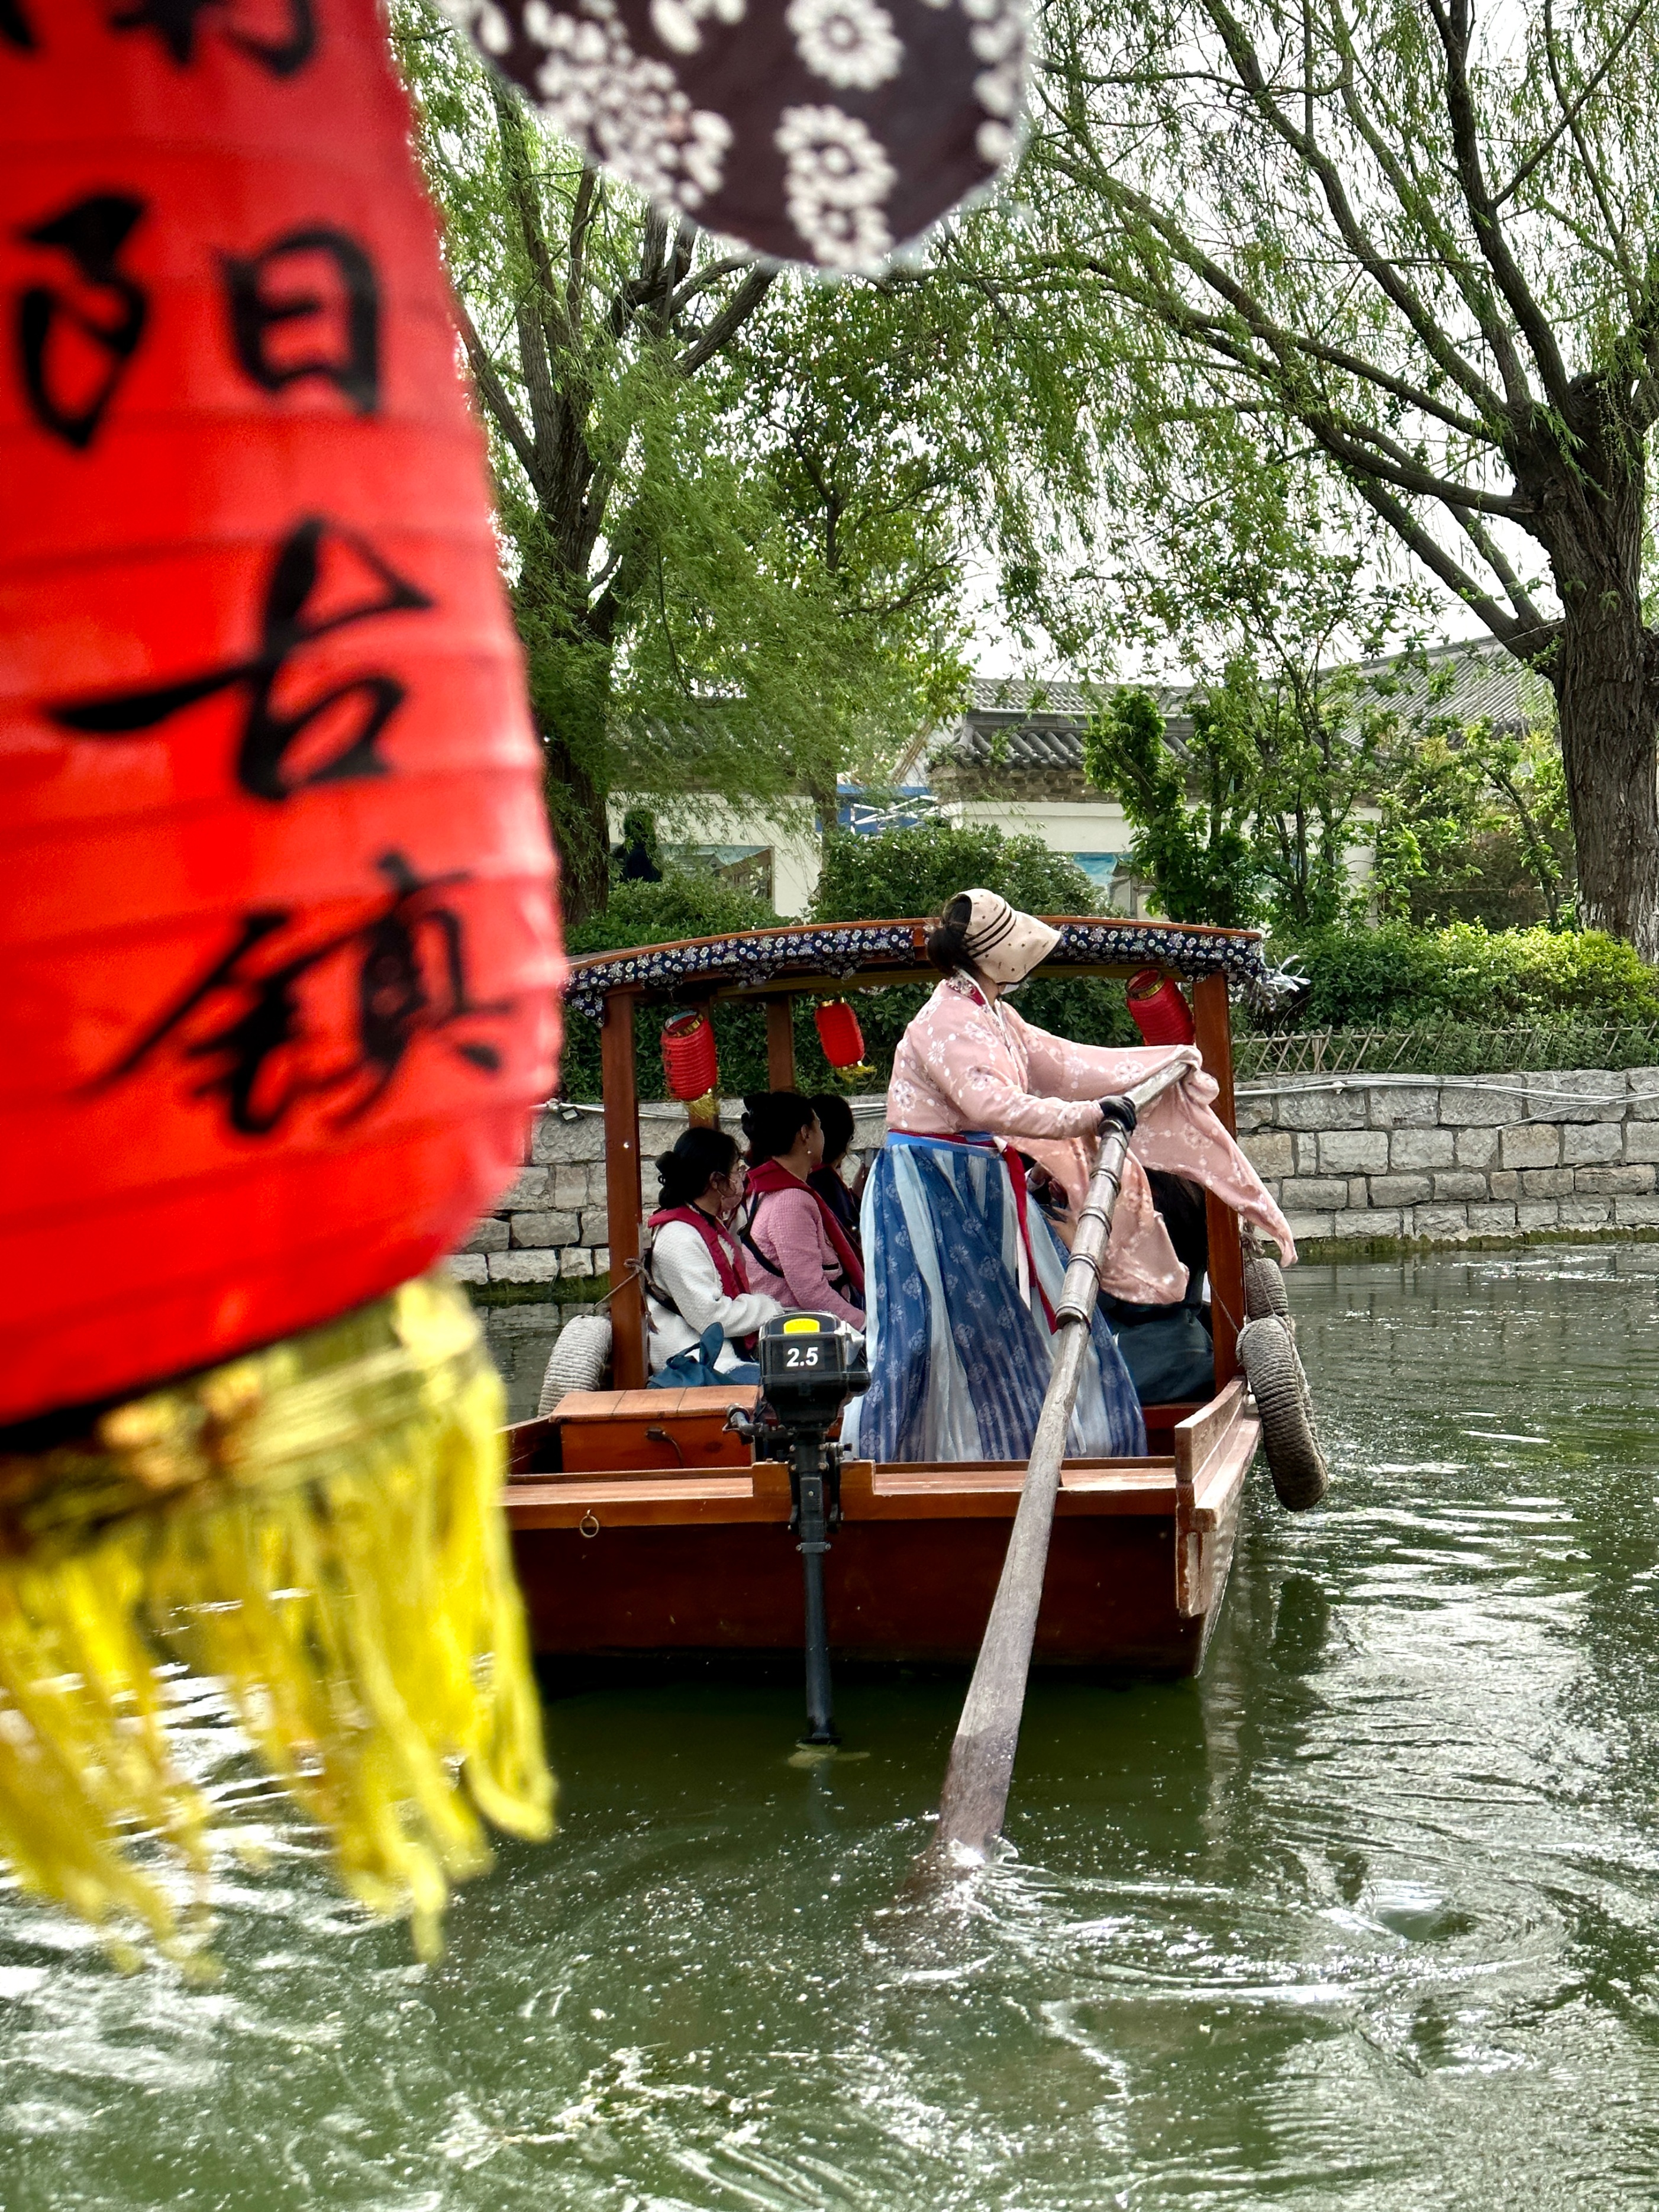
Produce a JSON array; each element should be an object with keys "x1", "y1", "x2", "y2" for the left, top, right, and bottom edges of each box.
[
  {"x1": 845, "y1": 888, "x2": 1297, "y2": 1463},
  {"x1": 643, "y1": 1126, "x2": 783, "y2": 1386}
]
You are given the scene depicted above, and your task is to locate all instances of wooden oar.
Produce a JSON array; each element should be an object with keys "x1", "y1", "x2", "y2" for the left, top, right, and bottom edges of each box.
[{"x1": 929, "y1": 1055, "x2": 1193, "y2": 1862}]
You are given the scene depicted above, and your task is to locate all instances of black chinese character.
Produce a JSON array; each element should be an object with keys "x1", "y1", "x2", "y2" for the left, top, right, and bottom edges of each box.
[
  {"x1": 49, "y1": 517, "x2": 434, "y2": 801},
  {"x1": 16, "y1": 193, "x2": 147, "y2": 449},
  {"x1": 224, "y1": 227, "x2": 379, "y2": 414},
  {"x1": 109, "y1": 0, "x2": 315, "y2": 75},
  {"x1": 102, "y1": 852, "x2": 510, "y2": 1136},
  {"x1": 1, "y1": 2, "x2": 37, "y2": 49}
]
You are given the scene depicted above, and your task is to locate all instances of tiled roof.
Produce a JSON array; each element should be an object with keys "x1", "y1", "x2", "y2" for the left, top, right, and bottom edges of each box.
[{"x1": 924, "y1": 639, "x2": 1548, "y2": 776}]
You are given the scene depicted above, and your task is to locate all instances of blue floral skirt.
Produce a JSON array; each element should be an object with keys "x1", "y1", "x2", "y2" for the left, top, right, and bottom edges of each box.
[{"x1": 841, "y1": 1134, "x2": 1147, "y2": 1465}]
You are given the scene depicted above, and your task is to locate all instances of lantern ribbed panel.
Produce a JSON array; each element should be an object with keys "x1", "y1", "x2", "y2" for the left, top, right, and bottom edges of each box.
[
  {"x1": 0, "y1": 1, "x2": 560, "y2": 1425},
  {"x1": 814, "y1": 1000, "x2": 865, "y2": 1069},
  {"x1": 1125, "y1": 968, "x2": 1196, "y2": 1047},
  {"x1": 661, "y1": 1012, "x2": 719, "y2": 1101}
]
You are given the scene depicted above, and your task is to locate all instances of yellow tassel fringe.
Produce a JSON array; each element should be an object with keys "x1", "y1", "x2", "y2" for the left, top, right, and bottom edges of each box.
[{"x1": 0, "y1": 1272, "x2": 553, "y2": 1960}]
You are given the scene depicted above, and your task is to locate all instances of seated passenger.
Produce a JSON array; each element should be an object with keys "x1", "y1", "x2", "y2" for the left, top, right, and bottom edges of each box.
[
  {"x1": 1100, "y1": 1171, "x2": 1217, "y2": 1405},
  {"x1": 806, "y1": 1090, "x2": 863, "y2": 1254},
  {"x1": 644, "y1": 1128, "x2": 783, "y2": 1386},
  {"x1": 740, "y1": 1092, "x2": 866, "y2": 1330}
]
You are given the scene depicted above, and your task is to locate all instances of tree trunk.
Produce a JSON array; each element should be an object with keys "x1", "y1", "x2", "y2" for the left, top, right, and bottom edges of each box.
[
  {"x1": 1529, "y1": 399, "x2": 1659, "y2": 960},
  {"x1": 545, "y1": 728, "x2": 611, "y2": 927},
  {"x1": 514, "y1": 538, "x2": 615, "y2": 928}
]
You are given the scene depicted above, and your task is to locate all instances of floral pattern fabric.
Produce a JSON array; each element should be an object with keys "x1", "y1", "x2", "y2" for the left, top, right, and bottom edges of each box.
[
  {"x1": 448, "y1": 0, "x2": 1025, "y2": 270},
  {"x1": 886, "y1": 975, "x2": 1297, "y2": 1301},
  {"x1": 563, "y1": 917, "x2": 1288, "y2": 1021}
]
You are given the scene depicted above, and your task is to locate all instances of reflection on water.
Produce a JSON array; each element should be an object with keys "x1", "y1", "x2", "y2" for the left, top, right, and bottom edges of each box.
[{"x1": 7, "y1": 1248, "x2": 1659, "y2": 2207}]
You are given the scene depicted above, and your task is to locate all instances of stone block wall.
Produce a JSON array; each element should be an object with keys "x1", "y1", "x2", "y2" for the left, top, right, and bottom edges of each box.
[
  {"x1": 450, "y1": 1095, "x2": 891, "y2": 1287},
  {"x1": 1236, "y1": 1067, "x2": 1659, "y2": 1252},
  {"x1": 451, "y1": 1068, "x2": 1659, "y2": 1286}
]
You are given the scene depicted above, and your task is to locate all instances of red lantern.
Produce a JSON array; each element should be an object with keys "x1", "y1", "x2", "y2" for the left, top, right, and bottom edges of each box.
[
  {"x1": 0, "y1": 0, "x2": 561, "y2": 1426},
  {"x1": 815, "y1": 999, "x2": 866, "y2": 1071},
  {"x1": 1126, "y1": 968, "x2": 1196, "y2": 1047},
  {"x1": 661, "y1": 1011, "x2": 719, "y2": 1102}
]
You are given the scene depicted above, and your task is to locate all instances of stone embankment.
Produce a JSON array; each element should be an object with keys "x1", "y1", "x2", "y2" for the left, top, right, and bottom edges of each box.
[
  {"x1": 452, "y1": 1066, "x2": 1659, "y2": 1285},
  {"x1": 1237, "y1": 1066, "x2": 1659, "y2": 1255}
]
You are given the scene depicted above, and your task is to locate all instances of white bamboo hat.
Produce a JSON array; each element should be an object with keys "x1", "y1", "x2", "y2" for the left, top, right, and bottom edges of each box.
[{"x1": 959, "y1": 888, "x2": 1061, "y2": 985}]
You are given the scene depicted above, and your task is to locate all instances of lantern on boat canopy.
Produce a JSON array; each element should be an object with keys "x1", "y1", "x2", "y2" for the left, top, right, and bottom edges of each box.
[
  {"x1": 0, "y1": 0, "x2": 559, "y2": 1960},
  {"x1": 814, "y1": 998, "x2": 868, "y2": 1075},
  {"x1": 661, "y1": 1010, "x2": 721, "y2": 1121},
  {"x1": 1125, "y1": 968, "x2": 1196, "y2": 1047}
]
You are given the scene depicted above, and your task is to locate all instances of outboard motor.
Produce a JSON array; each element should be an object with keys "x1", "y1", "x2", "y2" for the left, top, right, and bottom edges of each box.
[{"x1": 730, "y1": 1314, "x2": 868, "y2": 1746}]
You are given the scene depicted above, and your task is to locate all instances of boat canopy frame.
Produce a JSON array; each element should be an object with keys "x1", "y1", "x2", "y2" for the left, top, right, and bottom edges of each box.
[{"x1": 567, "y1": 915, "x2": 1266, "y2": 1392}]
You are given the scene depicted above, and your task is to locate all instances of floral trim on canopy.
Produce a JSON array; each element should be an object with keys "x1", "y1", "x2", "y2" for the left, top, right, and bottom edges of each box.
[
  {"x1": 444, "y1": 0, "x2": 1026, "y2": 271},
  {"x1": 563, "y1": 918, "x2": 1294, "y2": 1020}
]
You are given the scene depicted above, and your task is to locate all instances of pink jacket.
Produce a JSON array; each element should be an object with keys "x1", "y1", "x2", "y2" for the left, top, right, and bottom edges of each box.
[
  {"x1": 886, "y1": 974, "x2": 1296, "y2": 1303},
  {"x1": 744, "y1": 1180, "x2": 865, "y2": 1331}
]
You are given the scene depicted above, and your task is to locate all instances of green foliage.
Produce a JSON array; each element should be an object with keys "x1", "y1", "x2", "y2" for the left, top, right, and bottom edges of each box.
[
  {"x1": 1084, "y1": 685, "x2": 1261, "y2": 926},
  {"x1": 559, "y1": 870, "x2": 779, "y2": 1104},
  {"x1": 1374, "y1": 722, "x2": 1574, "y2": 930},
  {"x1": 1271, "y1": 922, "x2": 1659, "y2": 1031},
  {"x1": 973, "y1": 0, "x2": 1659, "y2": 945},
  {"x1": 811, "y1": 817, "x2": 1106, "y2": 923},
  {"x1": 810, "y1": 817, "x2": 1138, "y2": 1073},
  {"x1": 557, "y1": 821, "x2": 1144, "y2": 1099}
]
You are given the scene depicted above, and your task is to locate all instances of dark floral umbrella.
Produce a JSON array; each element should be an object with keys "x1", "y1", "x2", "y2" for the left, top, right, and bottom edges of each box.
[{"x1": 443, "y1": 0, "x2": 1025, "y2": 269}]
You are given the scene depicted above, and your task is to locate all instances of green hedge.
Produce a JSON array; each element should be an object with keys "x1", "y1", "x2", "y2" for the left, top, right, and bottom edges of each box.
[
  {"x1": 557, "y1": 866, "x2": 1659, "y2": 1106},
  {"x1": 1265, "y1": 920, "x2": 1659, "y2": 1030}
]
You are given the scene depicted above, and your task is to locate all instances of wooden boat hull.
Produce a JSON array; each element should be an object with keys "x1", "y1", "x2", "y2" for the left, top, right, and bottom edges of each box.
[{"x1": 505, "y1": 1382, "x2": 1260, "y2": 1678}]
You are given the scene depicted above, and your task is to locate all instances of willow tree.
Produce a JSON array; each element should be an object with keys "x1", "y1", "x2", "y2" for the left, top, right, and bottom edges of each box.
[
  {"x1": 391, "y1": 3, "x2": 997, "y2": 923},
  {"x1": 1025, "y1": 0, "x2": 1659, "y2": 956}
]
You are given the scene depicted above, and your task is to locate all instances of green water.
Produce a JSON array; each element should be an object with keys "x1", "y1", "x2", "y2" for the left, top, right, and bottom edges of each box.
[{"x1": 7, "y1": 1248, "x2": 1659, "y2": 2209}]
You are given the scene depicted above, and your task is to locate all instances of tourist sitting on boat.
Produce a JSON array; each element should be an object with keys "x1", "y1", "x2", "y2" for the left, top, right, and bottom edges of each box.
[
  {"x1": 1100, "y1": 1171, "x2": 1218, "y2": 1405},
  {"x1": 806, "y1": 1091, "x2": 863, "y2": 1255},
  {"x1": 643, "y1": 1127, "x2": 785, "y2": 1387},
  {"x1": 844, "y1": 889, "x2": 1298, "y2": 1464},
  {"x1": 739, "y1": 1092, "x2": 866, "y2": 1331}
]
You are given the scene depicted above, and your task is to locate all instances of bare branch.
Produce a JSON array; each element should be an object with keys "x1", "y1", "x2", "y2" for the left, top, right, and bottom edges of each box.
[
  {"x1": 1426, "y1": 0, "x2": 1573, "y2": 409},
  {"x1": 677, "y1": 266, "x2": 777, "y2": 373},
  {"x1": 451, "y1": 289, "x2": 544, "y2": 496}
]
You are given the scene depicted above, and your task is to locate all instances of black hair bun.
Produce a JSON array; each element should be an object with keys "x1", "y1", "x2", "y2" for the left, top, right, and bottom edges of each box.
[{"x1": 926, "y1": 892, "x2": 974, "y2": 974}]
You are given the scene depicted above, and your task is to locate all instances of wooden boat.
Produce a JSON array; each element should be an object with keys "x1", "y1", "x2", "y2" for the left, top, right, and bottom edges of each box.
[{"x1": 504, "y1": 915, "x2": 1270, "y2": 1680}]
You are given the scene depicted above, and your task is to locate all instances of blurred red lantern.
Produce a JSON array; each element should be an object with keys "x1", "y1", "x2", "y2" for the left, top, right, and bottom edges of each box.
[
  {"x1": 1125, "y1": 968, "x2": 1196, "y2": 1047},
  {"x1": 661, "y1": 1011, "x2": 719, "y2": 1102},
  {"x1": 815, "y1": 999, "x2": 866, "y2": 1071},
  {"x1": 0, "y1": 0, "x2": 560, "y2": 1426}
]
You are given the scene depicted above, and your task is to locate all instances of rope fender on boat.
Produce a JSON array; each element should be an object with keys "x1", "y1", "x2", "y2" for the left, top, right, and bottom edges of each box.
[{"x1": 1237, "y1": 1249, "x2": 1329, "y2": 1513}]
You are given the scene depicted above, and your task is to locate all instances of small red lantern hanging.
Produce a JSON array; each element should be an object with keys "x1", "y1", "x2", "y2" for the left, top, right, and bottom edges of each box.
[
  {"x1": 661, "y1": 1010, "x2": 719, "y2": 1102},
  {"x1": 814, "y1": 999, "x2": 866, "y2": 1073},
  {"x1": 1125, "y1": 968, "x2": 1196, "y2": 1047}
]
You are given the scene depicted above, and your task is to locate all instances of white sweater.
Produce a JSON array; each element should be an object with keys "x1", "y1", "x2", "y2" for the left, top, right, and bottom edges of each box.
[{"x1": 645, "y1": 1218, "x2": 784, "y2": 1374}]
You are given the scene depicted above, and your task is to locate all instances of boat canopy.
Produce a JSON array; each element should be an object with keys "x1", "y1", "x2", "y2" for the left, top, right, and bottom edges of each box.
[{"x1": 563, "y1": 916, "x2": 1279, "y2": 1020}]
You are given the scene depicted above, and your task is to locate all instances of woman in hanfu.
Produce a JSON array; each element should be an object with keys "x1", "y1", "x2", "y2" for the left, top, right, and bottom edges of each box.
[{"x1": 843, "y1": 890, "x2": 1297, "y2": 1465}]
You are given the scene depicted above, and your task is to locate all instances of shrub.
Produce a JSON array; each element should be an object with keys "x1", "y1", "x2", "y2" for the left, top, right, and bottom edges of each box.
[
  {"x1": 812, "y1": 816, "x2": 1109, "y2": 924},
  {"x1": 811, "y1": 818, "x2": 1138, "y2": 1076},
  {"x1": 559, "y1": 869, "x2": 780, "y2": 1104},
  {"x1": 1270, "y1": 920, "x2": 1659, "y2": 1030}
]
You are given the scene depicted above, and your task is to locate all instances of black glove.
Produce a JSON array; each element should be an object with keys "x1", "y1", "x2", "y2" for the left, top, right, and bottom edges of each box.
[{"x1": 1098, "y1": 1095, "x2": 1138, "y2": 1136}]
